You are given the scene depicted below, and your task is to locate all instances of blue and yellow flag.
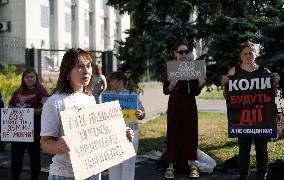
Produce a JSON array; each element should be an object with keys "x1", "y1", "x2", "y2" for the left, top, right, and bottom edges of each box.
[{"x1": 102, "y1": 93, "x2": 138, "y2": 122}]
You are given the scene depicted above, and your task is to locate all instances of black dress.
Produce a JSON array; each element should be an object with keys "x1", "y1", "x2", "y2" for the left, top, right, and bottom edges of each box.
[{"x1": 163, "y1": 80, "x2": 202, "y2": 163}]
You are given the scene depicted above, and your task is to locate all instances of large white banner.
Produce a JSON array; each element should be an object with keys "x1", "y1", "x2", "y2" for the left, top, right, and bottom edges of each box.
[
  {"x1": 1, "y1": 108, "x2": 34, "y2": 142},
  {"x1": 60, "y1": 101, "x2": 136, "y2": 180}
]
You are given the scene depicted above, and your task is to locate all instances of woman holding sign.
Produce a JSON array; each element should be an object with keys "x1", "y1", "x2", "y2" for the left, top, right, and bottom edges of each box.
[
  {"x1": 107, "y1": 71, "x2": 145, "y2": 180},
  {"x1": 9, "y1": 68, "x2": 48, "y2": 180},
  {"x1": 40, "y1": 49, "x2": 134, "y2": 180},
  {"x1": 163, "y1": 43, "x2": 205, "y2": 179},
  {"x1": 221, "y1": 41, "x2": 280, "y2": 180}
]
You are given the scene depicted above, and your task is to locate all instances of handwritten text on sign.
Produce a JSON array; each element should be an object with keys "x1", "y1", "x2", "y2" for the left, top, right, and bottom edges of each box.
[
  {"x1": 60, "y1": 101, "x2": 136, "y2": 180},
  {"x1": 101, "y1": 93, "x2": 138, "y2": 122},
  {"x1": 1, "y1": 108, "x2": 34, "y2": 142},
  {"x1": 167, "y1": 60, "x2": 206, "y2": 80}
]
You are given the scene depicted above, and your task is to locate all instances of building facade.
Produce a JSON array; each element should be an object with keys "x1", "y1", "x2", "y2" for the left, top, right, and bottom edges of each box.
[{"x1": 0, "y1": 0, "x2": 130, "y2": 72}]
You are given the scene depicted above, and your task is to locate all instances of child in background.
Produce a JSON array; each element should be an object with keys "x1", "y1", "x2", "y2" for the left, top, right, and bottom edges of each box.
[{"x1": 107, "y1": 71, "x2": 145, "y2": 180}]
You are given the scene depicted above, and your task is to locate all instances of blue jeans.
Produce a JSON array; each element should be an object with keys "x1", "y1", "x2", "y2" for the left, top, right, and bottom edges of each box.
[{"x1": 48, "y1": 173, "x2": 101, "y2": 180}]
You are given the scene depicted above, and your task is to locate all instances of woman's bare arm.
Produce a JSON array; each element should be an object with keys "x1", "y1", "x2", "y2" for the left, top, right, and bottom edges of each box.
[{"x1": 40, "y1": 136, "x2": 70, "y2": 154}]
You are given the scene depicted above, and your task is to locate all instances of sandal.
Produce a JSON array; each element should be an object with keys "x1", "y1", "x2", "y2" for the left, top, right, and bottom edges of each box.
[
  {"x1": 164, "y1": 167, "x2": 175, "y2": 179},
  {"x1": 189, "y1": 165, "x2": 199, "y2": 178}
]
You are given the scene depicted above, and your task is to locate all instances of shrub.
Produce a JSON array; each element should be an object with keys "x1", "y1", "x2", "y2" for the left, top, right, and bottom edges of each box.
[{"x1": 0, "y1": 64, "x2": 21, "y2": 106}]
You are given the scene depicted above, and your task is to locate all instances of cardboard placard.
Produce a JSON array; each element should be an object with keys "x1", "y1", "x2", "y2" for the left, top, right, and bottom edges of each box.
[
  {"x1": 167, "y1": 60, "x2": 206, "y2": 80},
  {"x1": 60, "y1": 101, "x2": 136, "y2": 180},
  {"x1": 226, "y1": 73, "x2": 277, "y2": 138},
  {"x1": 102, "y1": 93, "x2": 138, "y2": 122},
  {"x1": 1, "y1": 108, "x2": 34, "y2": 142}
]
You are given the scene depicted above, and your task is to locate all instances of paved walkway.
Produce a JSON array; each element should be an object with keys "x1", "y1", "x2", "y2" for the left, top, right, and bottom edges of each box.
[
  {"x1": 0, "y1": 84, "x2": 238, "y2": 180},
  {"x1": 139, "y1": 84, "x2": 226, "y2": 124}
]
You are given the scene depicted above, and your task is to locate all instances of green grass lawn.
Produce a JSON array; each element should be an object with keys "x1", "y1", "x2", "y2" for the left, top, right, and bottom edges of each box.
[
  {"x1": 139, "y1": 112, "x2": 284, "y2": 166},
  {"x1": 198, "y1": 86, "x2": 224, "y2": 100}
]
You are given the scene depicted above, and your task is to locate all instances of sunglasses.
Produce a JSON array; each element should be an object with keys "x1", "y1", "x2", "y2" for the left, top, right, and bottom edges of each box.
[{"x1": 176, "y1": 50, "x2": 189, "y2": 55}]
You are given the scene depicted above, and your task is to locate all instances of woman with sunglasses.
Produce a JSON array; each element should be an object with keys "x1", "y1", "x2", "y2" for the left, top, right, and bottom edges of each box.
[{"x1": 163, "y1": 43, "x2": 205, "y2": 179}]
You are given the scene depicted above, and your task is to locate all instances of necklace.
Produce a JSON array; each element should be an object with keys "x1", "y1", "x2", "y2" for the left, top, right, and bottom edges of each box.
[{"x1": 240, "y1": 63, "x2": 259, "y2": 72}]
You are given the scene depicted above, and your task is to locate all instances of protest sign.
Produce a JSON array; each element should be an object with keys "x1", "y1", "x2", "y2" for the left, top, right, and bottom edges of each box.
[
  {"x1": 1, "y1": 108, "x2": 34, "y2": 142},
  {"x1": 60, "y1": 101, "x2": 136, "y2": 180},
  {"x1": 225, "y1": 73, "x2": 277, "y2": 138},
  {"x1": 167, "y1": 60, "x2": 206, "y2": 80},
  {"x1": 102, "y1": 93, "x2": 138, "y2": 122}
]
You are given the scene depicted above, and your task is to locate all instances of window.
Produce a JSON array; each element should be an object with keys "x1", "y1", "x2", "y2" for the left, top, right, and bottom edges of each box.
[
  {"x1": 41, "y1": 5, "x2": 49, "y2": 28},
  {"x1": 115, "y1": 21, "x2": 120, "y2": 39},
  {"x1": 84, "y1": 10, "x2": 89, "y2": 37},
  {"x1": 65, "y1": 13, "x2": 71, "y2": 33},
  {"x1": 84, "y1": 19, "x2": 89, "y2": 37}
]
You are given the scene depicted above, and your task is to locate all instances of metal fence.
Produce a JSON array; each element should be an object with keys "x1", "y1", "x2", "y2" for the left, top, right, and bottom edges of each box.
[
  {"x1": 0, "y1": 36, "x2": 26, "y2": 68},
  {"x1": 25, "y1": 48, "x2": 105, "y2": 85},
  {"x1": 0, "y1": 35, "x2": 114, "y2": 85}
]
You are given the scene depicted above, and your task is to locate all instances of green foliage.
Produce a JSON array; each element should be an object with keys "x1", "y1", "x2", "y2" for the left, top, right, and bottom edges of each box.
[
  {"x1": 107, "y1": 0, "x2": 284, "y2": 88},
  {"x1": 203, "y1": 16, "x2": 259, "y2": 85},
  {"x1": 257, "y1": 19, "x2": 284, "y2": 89},
  {"x1": 0, "y1": 63, "x2": 21, "y2": 106},
  {"x1": 198, "y1": 86, "x2": 224, "y2": 100},
  {"x1": 109, "y1": 0, "x2": 197, "y2": 82}
]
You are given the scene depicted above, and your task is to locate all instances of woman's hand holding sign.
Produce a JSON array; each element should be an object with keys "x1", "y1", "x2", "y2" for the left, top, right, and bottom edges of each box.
[
  {"x1": 126, "y1": 128, "x2": 134, "y2": 142},
  {"x1": 135, "y1": 110, "x2": 145, "y2": 120},
  {"x1": 221, "y1": 67, "x2": 235, "y2": 86},
  {"x1": 58, "y1": 136, "x2": 70, "y2": 153},
  {"x1": 272, "y1": 73, "x2": 280, "y2": 89},
  {"x1": 169, "y1": 79, "x2": 178, "y2": 91}
]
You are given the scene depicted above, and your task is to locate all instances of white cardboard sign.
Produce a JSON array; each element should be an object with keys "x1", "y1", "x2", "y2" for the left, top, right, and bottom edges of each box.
[
  {"x1": 1, "y1": 108, "x2": 34, "y2": 142},
  {"x1": 60, "y1": 101, "x2": 136, "y2": 180}
]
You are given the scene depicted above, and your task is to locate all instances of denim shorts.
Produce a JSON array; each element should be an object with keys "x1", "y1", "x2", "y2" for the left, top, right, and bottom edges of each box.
[{"x1": 48, "y1": 173, "x2": 101, "y2": 180}]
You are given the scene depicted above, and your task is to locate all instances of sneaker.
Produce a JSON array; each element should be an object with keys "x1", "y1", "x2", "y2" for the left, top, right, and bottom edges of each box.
[
  {"x1": 189, "y1": 165, "x2": 199, "y2": 178},
  {"x1": 164, "y1": 167, "x2": 175, "y2": 179}
]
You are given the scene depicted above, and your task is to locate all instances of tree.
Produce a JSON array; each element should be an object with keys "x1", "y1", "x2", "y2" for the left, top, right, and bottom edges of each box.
[
  {"x1": 107, "y1": 0, "x2": 197, "y2": 83},
  {"x1": 107, "y1": 0, "x2": 284, "y2": 89},
  {"x1": 257, "y1": 20, "x2": 284, "y2": 89}
]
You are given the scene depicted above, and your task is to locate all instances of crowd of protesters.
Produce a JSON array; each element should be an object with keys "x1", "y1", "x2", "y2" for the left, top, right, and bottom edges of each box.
[{"x1": 0, "y1": 41, "x2": 282, "y2": 180}]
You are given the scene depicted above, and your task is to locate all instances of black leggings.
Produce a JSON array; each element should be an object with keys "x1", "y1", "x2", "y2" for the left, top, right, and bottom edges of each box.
[
  {"x1": 238, "y1": 137, "x2": 268, "y2": 180},
  {"x1": 11, "y1": 140, "x2": 41, "y2": 180}
]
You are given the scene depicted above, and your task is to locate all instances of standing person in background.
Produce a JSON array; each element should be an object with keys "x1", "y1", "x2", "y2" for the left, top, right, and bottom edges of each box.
[
  {"x1": 163, "y1": 43, "x2": 205, "y2": 179},
  {"x1": 40, "y1": 49, "x2": 134, "y2": 180},
  {"x1": 9, "y1": 68, "x2": 48, "y2": 180},
  {"x1": 0, "y1": 93, "x2": 5, "y2": 152},
  {"x1": 107, "y1": 71, "x2": 145, "y2": 180},
  {"x1": 221, "y1": 41, "x2": 280, "y2": 180},
  {"x1": 92, "y1": 64, "x2": 107, "y2": 103}
]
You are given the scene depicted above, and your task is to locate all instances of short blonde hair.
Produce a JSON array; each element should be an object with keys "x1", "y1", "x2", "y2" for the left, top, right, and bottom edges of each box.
[{"x1": 240, "y1": 41, "x2": 256, "y2": 53}]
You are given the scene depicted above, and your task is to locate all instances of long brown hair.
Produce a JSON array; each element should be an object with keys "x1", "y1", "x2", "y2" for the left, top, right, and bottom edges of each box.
[
  {"x1": 15, "y1": 68, "x2": 42, "y2": 94},
  {"x1": 53, "y1": 48, "x2": 93, "y2": 95}
]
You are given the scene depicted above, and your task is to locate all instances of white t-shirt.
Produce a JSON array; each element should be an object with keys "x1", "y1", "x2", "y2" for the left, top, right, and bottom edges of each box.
[{"x1": 40, "y1": 92, "x2": 96, "y2": 177}]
